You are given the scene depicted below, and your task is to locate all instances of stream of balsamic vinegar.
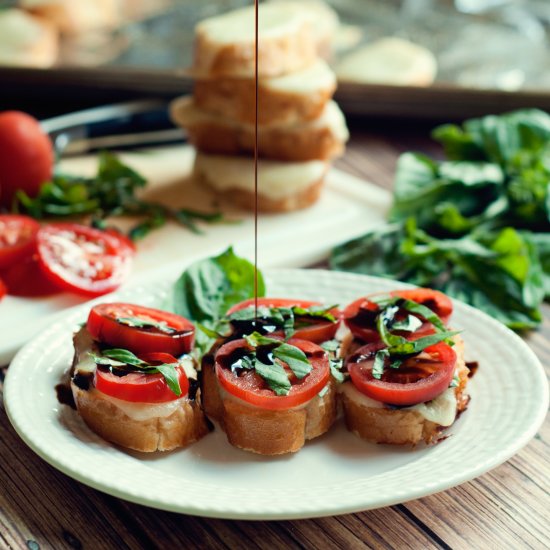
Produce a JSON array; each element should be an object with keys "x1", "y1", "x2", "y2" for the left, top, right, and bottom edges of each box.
[{"x1": 254, "y1": 0, "x2": 259, "y2": 317}]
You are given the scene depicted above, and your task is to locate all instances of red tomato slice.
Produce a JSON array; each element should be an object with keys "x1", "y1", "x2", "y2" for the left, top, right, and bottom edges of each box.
[
  {"x1": 0, "y1": 278, "x2": 6, "y2": 301},
  {"x1": 94, "y1": 352, "x2": 189, "y2": 403},
  {"x1": 87, "y1": 303, "x2": 195, "y2": 356},
  {"x1": 343, "y1": 288, "x2": 453, "y2": 343},
  {"x1": 0, "y1": 215, "x2": 40, "y2": 270},
  {"x1": 227, "y1": 298, "x2": 341, "y2": 343},
  {"x1": 0, "y1": 111, "x2": 54, "y2": 208},
  {"x1": 36, "y1": 223, "x2": 134, "y2": 297},
  {"x1": 215, "y1": 337, "x2": 330, "y2": 410},
  {"x1": 346, "y1": 341, "x2": 457, "y2": 406},
  {"x1": 0, "y1": 250, "x2": 61, "y2": 297}
]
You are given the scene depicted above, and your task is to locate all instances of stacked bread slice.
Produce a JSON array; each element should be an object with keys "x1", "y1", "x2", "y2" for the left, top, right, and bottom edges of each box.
[{"x1": 170, "y1": 1, "x2": 349, "y2": 213}]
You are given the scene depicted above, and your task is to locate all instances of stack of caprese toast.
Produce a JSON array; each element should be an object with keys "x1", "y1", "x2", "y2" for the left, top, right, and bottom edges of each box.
[{"x1": 67, "y1": 283, "x2": 471, "y2": 455}]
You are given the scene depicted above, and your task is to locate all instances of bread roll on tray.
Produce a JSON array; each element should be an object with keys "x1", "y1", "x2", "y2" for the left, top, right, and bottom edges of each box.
[{"x1": 171, "y1": 96, "x2": 348, "y2": 162}]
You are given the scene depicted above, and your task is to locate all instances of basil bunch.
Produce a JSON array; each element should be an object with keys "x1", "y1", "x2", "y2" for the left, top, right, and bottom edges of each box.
[{"x1": 332, "y1": 109, "x2": 550, "y2": 330}]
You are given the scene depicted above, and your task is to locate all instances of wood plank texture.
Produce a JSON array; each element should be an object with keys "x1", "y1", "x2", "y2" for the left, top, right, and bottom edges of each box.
[{"x1": 1, "y1": 124, "x2": 548, "y2": 550}]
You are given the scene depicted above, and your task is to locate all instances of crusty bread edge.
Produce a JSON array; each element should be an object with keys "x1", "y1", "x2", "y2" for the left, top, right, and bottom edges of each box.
[
  {"x1": 72, "y1": 383, "x2": 209, "y2": 453},
  {"x1": 201, "y1": 360, "x2": 337, "y2": 455}
]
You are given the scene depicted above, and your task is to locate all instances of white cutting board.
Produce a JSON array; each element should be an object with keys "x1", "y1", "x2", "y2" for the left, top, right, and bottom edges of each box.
[{"x1": 0, "y1": 145, "x2": 390, "y2": 363}]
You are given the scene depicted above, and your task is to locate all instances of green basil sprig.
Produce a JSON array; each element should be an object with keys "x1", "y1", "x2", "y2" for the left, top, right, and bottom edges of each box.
[
  {"x1": 370, "y1": 299, "x2": 459, "y2": 380},
  {"x1": 90, "y1": 348, "x2": 183, "y2": 396},
  {"x1": 115, "y1": 316, "x2": 176, "y2": 334},
  {"x1": 227, "y1": 332, "x2": 313, "y2": 396}
]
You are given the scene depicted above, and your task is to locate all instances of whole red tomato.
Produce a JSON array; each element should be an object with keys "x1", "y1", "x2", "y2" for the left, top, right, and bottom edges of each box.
[{"x1": 0, "y1": 111, "x2": 54, "y2": 207}]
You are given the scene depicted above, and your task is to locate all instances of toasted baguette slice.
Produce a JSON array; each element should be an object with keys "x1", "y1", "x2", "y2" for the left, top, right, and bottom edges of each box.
[
  {"x1": 194, "y1": 152, "x2": 328, "y2": 213},
  {"x1": 201, "y1": 357, "x2": 336, "y2": 455},
  {"x1": 70, "y1": 328, "x2": 209, "y2": 452},
  {"x1": 21, "y1": 0, "x2": 119, "y2": 34},
  {"x1": 336, "y1": 37, "x2": 437, "y2": 87},
  {"x1": 194, "y1": 59, "x2": 336, "y2": 127},
  {"x1": 71, "y1": 384, "x2": 209, "y2": 452},
  {"x1": 340, "y1": 336, "x2": 469, "y2": 445},
  {"x1": 192, "y1": 3, "x2": 316, "y2": 78},
  {"x1": 267, "y1": 0, "x2": 339, "y2": 59},
  {"x1": 170, "y1": 96, "x2": 348, "y2": 161},
  {"x1": 0, "y1": 9, "x2": 58, "y2": 68}
]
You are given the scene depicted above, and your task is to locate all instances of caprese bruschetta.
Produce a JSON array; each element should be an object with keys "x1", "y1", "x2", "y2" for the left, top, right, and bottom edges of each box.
[
  {"x1": 209, "y1": 333, "x2": 336, "y2": 455},
  {"x1": 339, "y1": 290, "x2": 469, "y2": 445},
  {"x1": 70, "y1": 302, "x2": 209, "y2": 452}
]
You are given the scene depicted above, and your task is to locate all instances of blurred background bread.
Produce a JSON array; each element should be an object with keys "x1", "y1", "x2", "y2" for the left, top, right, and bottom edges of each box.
[
  {"x1": 172, "y1": 1, "x2": 349, "y2": 213},
  {"x1": 0, "y1": 8, "x2": 58, "y2": 68},
  {"x1": 192, "y1": 3, "x2": 317, "y2": 78},
  {"x1": 19, "y1": 0, "x2": 120, "y2": 34}
]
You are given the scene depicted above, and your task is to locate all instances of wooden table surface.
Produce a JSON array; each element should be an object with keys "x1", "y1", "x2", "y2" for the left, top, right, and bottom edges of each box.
[{"x1": 0, "y1": 119, "x2": 548, "y2": 550}]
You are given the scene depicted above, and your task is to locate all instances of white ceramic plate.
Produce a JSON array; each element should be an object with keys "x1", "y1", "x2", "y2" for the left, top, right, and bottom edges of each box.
[{"x1": 4, "y1": 269, "x2": 548, "y2": 520}]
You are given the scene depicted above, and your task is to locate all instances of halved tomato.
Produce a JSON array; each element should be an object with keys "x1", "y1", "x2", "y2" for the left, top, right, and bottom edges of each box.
[
  {"x1": 87, "y1": 303, "x2": 195, "y2": 356},
  {"x1": 0, "y1": 249, "x2": 61, "y2": 297},
  {"x1": 94, "y1": 352, "x2": 189, "y2": 403},
  {"x1": 346, "y1": 341, "x2": 456, "y2": 406},
  {"x1": 344, "y1": 288, "x2": 453, "y2": 343},
  {"x1": 0, "y1": 278, "x2": 6, "y2": 301},
  {"x1": 0, "y1": 214, "x2": 40, "y2": 270},
  {"x1": 215, "y1": 337, "x2": 330, "y2": 410},
  {"x1": 36, "y1": 223, "x2": 134, "y2": 296},
  {"x1": 227, "y1": 298, "x2": 341, "y2": 343}
]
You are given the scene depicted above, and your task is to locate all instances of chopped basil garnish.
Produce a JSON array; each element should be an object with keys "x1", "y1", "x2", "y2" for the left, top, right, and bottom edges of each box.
[
  {"x1": 329, "y1": 358, "x2": 346, "y2": 383},
  {"x1": 449, "y1": 373, "x2": 461, "y2": 388},
  {"x1": 254, "y1": 359, "x2": 292, "y2": 396},
  {"x1": 90, "y1": 348, "x2": 183, "y2": 396},
  {"x1": 370, "y1": 298, "x2": 460, "y2": 379},
  {"x1": 320, "y1": 339, "x2": 340, "y2": 353},
  {"x1": 234, "y1": 332, "x2": 313, "y2": 396},
  {"x1": 228, "y1": 303, "x2": 337, "y2": 339},
  {"x1": 318, "y1": 385, "x2": 330, "y2": 398}
]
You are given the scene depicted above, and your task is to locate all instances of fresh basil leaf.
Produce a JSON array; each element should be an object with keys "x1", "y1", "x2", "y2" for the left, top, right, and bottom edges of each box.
[
  {"x1": 329, "y1": 358, "x2": 345, "y2": 383},
  {"x1": 400, "y1": 299, "x2": 446, "y2": 332},
  {"x1": 292, "y1": 305, "x2": 337, "y2": 323},
  {"x1": 272, "y1": 343, "x2": 312, "y2": 379},
  {"x1": 388, "y1": 330, "x2": 460, "y2": 356},
  {"x1": 115, "y1": 316, "x2": 176, "y2": 334},
  {"x1": 376, "y1": 305, "x2": 409, "y2": 348},
  {"x1": 372, "y1": 350, "x2": 389, "y2": 380},
  {"x1": 91, "y1": 349, "x2": 182, "y2": 396},
  {"x1": 254, "y1": 359, "x2": 291, "y2": 396},
  {"x1": 244, "y1": 332, "x2": 280, "y2": 348},
  {"x1": 528, "y1": 232, "x2": 550, "y2": 298},
  {"x1": 172, "y1": 247, "x2": 264, "y2": 323},
  {"x1": 197, "y1": 322, "x2": 224, "y2": 339},
  {"x1": 88, "y1": 352, "x2": 127, "y2": 368},
  {"x1": 318, "y1": 385, "x2": 330, "y2": 398},
  {"x1": 101, "y1": 348, "x2": 145, "y2": 366},
  {"x1": 331, "y1": 224, "x2": 413, "y2": 281},
  {"x1": 154, "y1": 363, "x2": 182, "y2": 396},
  {"x1": 389, "y1": 358, "x2": 403, "y2": 369},
  {"x1": 321, "y1": 339, "x2": 340, "y2": 353}
]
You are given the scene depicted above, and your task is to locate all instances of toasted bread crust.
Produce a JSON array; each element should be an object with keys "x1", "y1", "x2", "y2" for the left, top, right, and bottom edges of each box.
[
  {"x1": 198, "y1": 172, "x2": 325, "y2": 213},
  {"x1": 173, "y1": 110, "x2": 344, "y2": 162},
  {"x1": 201, "y1": 359, "x2": 336, "y2": 455},
  {"x1": 72, "y1": 384, "x2": 209, "y2": 452},
  {"x1": 341, "y1": 336, "x2": 469, "y2": 445},
  {"x1": 193, "y1": 77, "x2": 334, "y2": 127},
  {"x1": 186, "y1": 119, "x2": 344, "y2": 161}
]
